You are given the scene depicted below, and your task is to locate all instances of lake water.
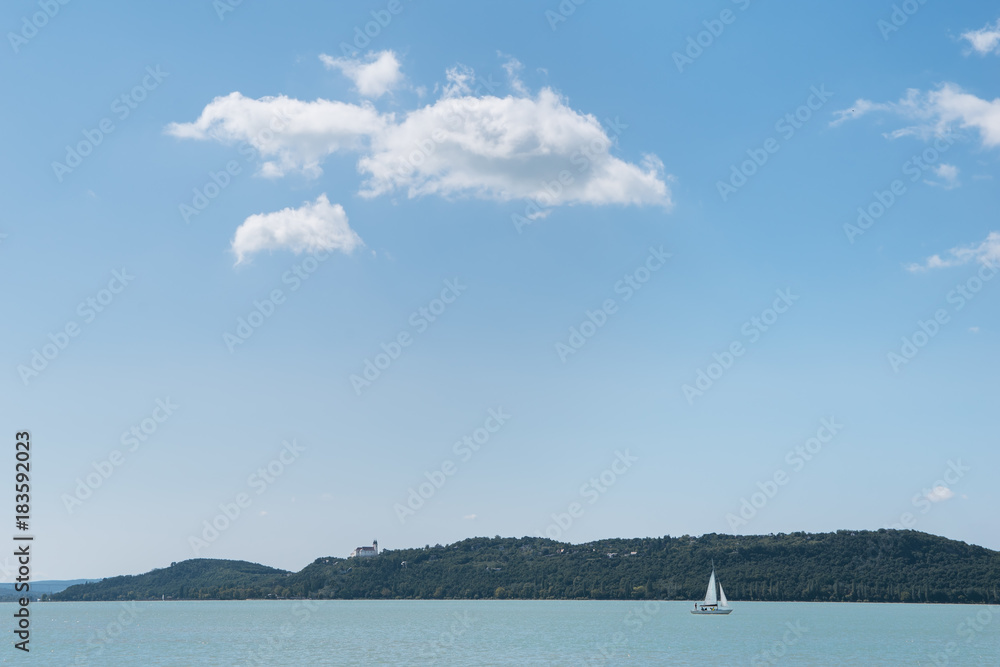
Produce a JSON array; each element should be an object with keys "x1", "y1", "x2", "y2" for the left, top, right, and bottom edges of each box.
[{"x1": 20, "y1": 600, "x2": 1000, "y2": 665}]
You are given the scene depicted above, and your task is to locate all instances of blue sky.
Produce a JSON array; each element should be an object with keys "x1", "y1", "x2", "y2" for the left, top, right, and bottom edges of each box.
[{"x1": 2, "y1": 1, "x2": 999, "y2": 579}]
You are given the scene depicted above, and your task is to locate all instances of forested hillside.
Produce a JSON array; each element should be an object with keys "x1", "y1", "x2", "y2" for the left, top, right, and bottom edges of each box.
[
  {"x1": 53, "y1": 559, "x2": 288, "y2": 601},
  {"x1": 54, "y1": 530, "x2": 1000, "y2": 604}
]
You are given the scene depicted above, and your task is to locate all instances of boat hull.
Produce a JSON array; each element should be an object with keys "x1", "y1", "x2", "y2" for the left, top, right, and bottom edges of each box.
[{"x1": 691, "y1": 607, "x2": 733, "y2": 615}]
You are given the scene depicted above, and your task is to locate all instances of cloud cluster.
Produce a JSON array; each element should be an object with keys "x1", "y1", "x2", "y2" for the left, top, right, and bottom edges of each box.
[
  {"x1": 232, "y1": 194, "x2": 363, "y2": 264},
  {"x1": 169, "y1": 54, "x2": 671, "y2": 262},
  {"x1": 832, "y1": 84, "x2": 1000, "y2": 148},
  {"x1": 961, "y1": 19, "x2": 1000, "y2": 56},
  {"x1": 906, "y1": 231, "x2": 1000, "y2": 272},
  {"x1": 168, "y1": 59, "x2": 671, "y2": 205}
]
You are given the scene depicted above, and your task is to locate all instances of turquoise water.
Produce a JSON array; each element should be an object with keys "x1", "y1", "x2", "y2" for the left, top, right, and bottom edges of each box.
[{"x1": 20, "y1": 600, "x2": 1000, "y2": 665}]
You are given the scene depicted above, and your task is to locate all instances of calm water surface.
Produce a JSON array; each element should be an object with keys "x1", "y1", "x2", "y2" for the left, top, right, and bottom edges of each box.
[{"x1": 19, "y1": 600, "x2": 1000, "y2": 665}]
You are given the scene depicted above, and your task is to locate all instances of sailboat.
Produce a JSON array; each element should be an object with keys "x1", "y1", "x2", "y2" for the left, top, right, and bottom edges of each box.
[{"x1": 691, "y1": 565, "x2": 733, "y2": 614}]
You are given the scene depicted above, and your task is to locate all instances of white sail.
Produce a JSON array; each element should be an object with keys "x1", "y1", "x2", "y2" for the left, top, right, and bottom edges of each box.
[
  {"x1": 704, "y1": 570, "x2": 718, "y2": 605},
  {"x1": 719, "y1": 582, "x2": 729, "y2": 608}
]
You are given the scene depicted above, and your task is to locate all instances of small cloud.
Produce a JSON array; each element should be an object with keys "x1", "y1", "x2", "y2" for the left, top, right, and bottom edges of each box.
[
  {"x1": 906, "y1": 231, "x2": 1000, "y2": 271},
  {"x1": 960, "y1": 19, "x2": 1000, "y2": 56},
  {"x1": 320, "y1": 50, "x2": 403, "y2": 98},
  {"x1": 969, "y1": 326, "x2": 980, "y2": 333},
  {"x1": 925, "y1": 486, "x2": 954, "y2": 503},
  {"x1": 498, "y1": 52, "x2": 528, "y2": 96},
  {"x1": 829, "y1": 99, "x2": 894, "y2": 127},
  {"x1": 231, "y1": 193, "x2": 363, "y2": 264},
  {"x1": 259, "y1": 510, "x2": 268, "y2": 516},
  {"x1": 463, "y1": 514, "x2": 477, "y2": 520},
  {"x1": 441, "y1": 63, "x2": 477, "y2": 98},
  {"x1": 925, "y1": 163, "x2": 960, "y2": 189}
]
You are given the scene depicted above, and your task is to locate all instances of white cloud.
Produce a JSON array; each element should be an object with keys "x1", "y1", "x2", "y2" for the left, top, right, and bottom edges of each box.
[
  {"x1": 831, "y1": 84, "x2": 1000, "y2": 149},
  {"x1": 320, "y1": 50, "x2": 404, "y2": 98},
  {"x1": 969, "y1": 326, "x2": 980, "y2": 333},
  {"x1": 463, "y1": 514, "x2": 477, "y2": 520},
  {"x1": 498, "y1": 52, "x2": 529, "y2": 96},
  {"x1": 440, "y1": 64, "x2": 479, "y2": 98},
  {"x1": 925, "y1": 163, "x2": 960, "y2": 189},
  {"x1": 231, "y1": 194, "x2": 363, "y2": 264},
  {"x1": 925, "y1": 486, "x2": 954, "y2": 502},
  {"x1": 356, "y1": 87, "x2": 670, "y2": 207},
  {"x1": 168, "y1": 64, "x2": 671, "y2": 212},
  {"x1": 166, "y1": 92, "x2": 386, "y2": 178},
  {"x1": 906, "y1": 231, "x2": 1000, "y2": 271},
  {"x1": 961, "y1": 19, "x2": 1000, "y2": 55},
  {"x1": 829, "y1": 99, "x2": 895, "y2": 127}
]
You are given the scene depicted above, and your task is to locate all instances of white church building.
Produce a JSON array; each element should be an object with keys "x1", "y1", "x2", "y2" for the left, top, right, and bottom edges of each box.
[{"x1": 350, "y1": 540, "x2": 378, "y2": 558}]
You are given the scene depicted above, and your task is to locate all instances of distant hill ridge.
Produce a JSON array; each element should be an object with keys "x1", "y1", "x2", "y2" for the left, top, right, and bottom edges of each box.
[
  {"x1": 0, "y1": 579, "x2": 98, "y2": 601},
  {"x1": 53, "y1": 530, "x2": 1000, "y2": 604}
]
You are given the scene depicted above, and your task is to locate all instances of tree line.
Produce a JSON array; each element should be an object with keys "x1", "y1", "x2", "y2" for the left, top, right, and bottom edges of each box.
[{"x1": 54, "y1": 530, "x2": 999, "y2": 604}]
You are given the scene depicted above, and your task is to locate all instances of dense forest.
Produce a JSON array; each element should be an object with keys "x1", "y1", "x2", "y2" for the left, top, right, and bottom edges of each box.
[{"x1": 53, "y1": 530, "x2": 999, "y2": 604}]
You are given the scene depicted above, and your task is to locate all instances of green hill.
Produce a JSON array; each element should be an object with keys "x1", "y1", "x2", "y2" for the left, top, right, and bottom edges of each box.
[
  {"x1": 53, "y1": 530, "x2": 1000, "y2": 604},
  {"x1": 55, "y1": 559, "x2": 288, "y2": 601}
]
